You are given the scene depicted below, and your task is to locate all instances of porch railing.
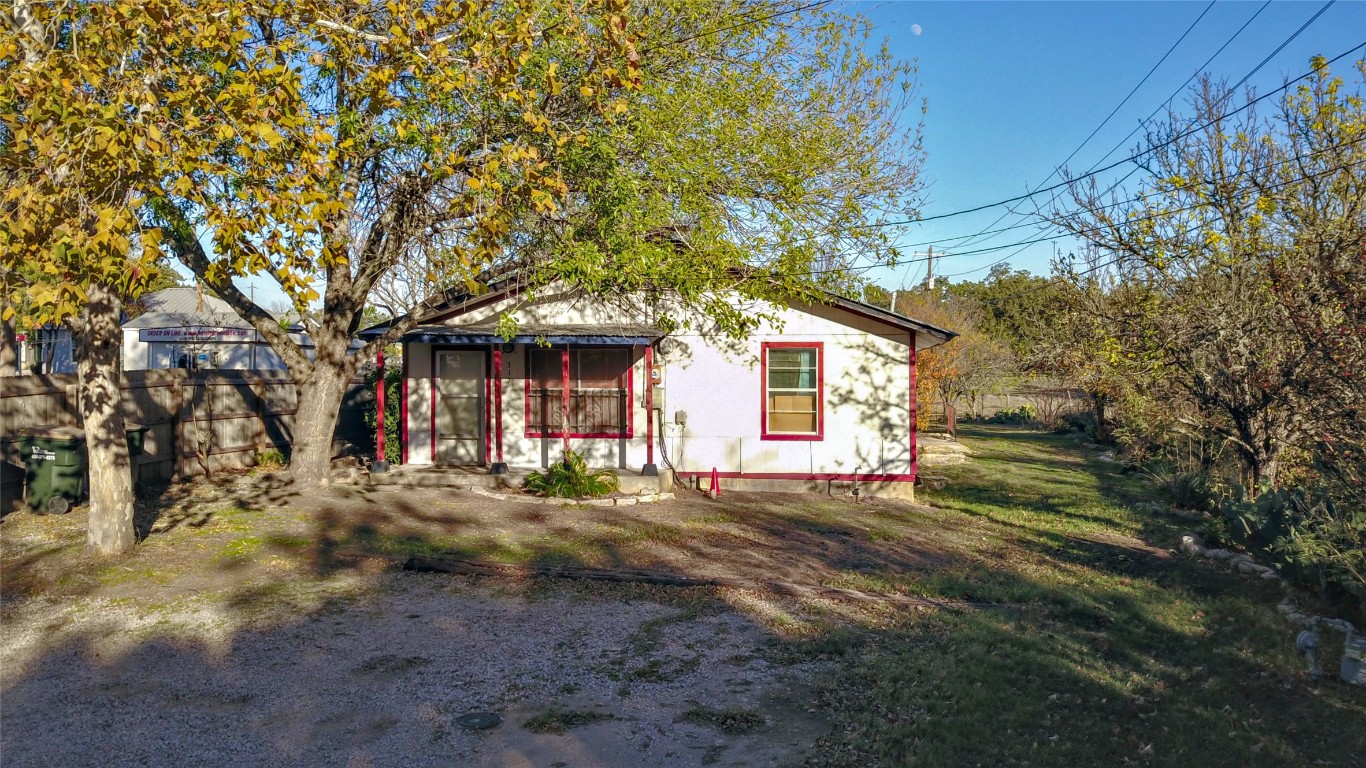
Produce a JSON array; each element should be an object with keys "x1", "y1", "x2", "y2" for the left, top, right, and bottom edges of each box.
[{"x1": 526, "y1": 387, "x2": 628, "y2": 436}]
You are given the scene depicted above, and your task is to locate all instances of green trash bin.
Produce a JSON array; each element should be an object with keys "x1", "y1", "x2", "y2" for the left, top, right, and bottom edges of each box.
[
  {"x1": 124, "y1": 422, "x2": 147, "y2": 489},
  {"x1": 16, "y1": 424, "x2": 146, "y2": 514},
  {"x1": 17, "y1": 425, "x2": 87, "y2": 515}
]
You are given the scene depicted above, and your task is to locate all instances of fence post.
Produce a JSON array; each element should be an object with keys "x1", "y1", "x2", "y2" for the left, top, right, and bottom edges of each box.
[
  {"x1": 65, "y1": 381, "x2": 80, "y2": 427},
  {"x1": 172, "y1": 375, "x2": 185, "y2": 479},
  {"x1": 254, "y1": 376, "x2": 266, "y2": 454}
]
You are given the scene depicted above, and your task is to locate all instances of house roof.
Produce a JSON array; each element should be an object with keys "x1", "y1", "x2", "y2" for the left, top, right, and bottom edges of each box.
[
  {"x1": 123, "y1": 287, "x2": 243, "y2": 329},
  {"x1": 360, "y1": 278, "x2": 957, "y2": 349},
  {"x1": 825, "y1": 295, "x2": 958, "y2": 344},
  {"x1": 138, "y1": 286, "x2": 235, "y2": 315},
  {"x1": 123, "y1": 287, "x2": 306, "y2": 335},
  {"x1": 372, "y1": 323, "x2": 663, "y2": 345}
]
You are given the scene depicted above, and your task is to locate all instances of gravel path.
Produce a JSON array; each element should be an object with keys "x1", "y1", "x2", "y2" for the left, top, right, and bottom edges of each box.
[{"x1": 1, "y1": 572, "x2": 827, "y2": 767}]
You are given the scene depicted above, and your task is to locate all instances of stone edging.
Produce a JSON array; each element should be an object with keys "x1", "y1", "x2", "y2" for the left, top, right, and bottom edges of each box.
[
  {"x1": 468, "y1": 486, "x2": 675, "y2": 507},
  {"x1": 1179, "y1": 533, "x2": 1284, "y2": 584}
]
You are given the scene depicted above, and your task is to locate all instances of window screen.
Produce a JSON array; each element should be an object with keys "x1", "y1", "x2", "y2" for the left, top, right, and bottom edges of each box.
[{"x1": 766, "y1": 346, "x2": 820, "y2": 435}]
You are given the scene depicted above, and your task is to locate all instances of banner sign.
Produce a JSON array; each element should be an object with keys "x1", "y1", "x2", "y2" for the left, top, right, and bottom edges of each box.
[{"x1": 139, "y1": 327, "x2": 258, "y2": 343}]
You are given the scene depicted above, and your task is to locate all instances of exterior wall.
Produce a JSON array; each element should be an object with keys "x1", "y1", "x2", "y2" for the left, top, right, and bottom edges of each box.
[
  {"x1": 16, "y1": 327, "x2": 76, "y2": 374},
  {"x1": 660, "y1": 302, "x2": 913, "y2": 479},
  {"x1": 399, "y1": 288, "x2": 918, "y2": 482},
  {"x1": 122, "y1": 329, "x2": 150, "y2": 370},
  {"x1": 121, "y1": 329, "x2": 312, "y2": 371},
  {"x1": 406, "y1": 343, "x2": 434, "y2": 463}
]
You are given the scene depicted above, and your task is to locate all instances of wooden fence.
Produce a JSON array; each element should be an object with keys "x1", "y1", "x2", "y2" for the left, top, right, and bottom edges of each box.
[{"x1": 1, "y1": 370, "x2": 372, "y2": 513}]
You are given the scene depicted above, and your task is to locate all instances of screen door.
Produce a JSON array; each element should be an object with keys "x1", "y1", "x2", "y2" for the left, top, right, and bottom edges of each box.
[{"x1": 434, "y1": 350, "x2": 485, "y2": 464}]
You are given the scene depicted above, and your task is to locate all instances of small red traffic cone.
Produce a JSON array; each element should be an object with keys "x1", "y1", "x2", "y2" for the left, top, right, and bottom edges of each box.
[{"x1": 709, "y1": 467, "x2": 720, "y2": 499}]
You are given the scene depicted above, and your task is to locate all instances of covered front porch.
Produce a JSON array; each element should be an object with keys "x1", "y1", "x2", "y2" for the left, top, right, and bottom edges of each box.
[{"x1": 364, "y1": 323, "x2": 664, "y2": 477}]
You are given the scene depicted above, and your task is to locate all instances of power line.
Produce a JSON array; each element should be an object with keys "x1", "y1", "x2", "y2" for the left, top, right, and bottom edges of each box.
[
  {"x1": 951, "y1": 1, "x2": 1217, "y2": 253},
  {"x1": 943, "y1": 0, "x2": 1276, "y2": 261},
  {"x1": 1232, "y1": 0, "x2": 1335, "y2": 92},
  {"x1": 917, "y1": 6, "x2": 1348, "y2": 276},
  {"x1": 776, "y1": 148, "x2": 1365, "y2": 281},
  {"x1": 642, "y1": 1, "x2": 831, "y2": 54},
  {"x1": 844, "y1": 37, "x2": 1366, "y2": 233}
]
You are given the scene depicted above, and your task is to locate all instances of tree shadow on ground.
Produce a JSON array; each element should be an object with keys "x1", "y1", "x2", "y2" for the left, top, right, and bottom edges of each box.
[{"x1": 2, "y1": 425, "x2": 1363, "y2": 767}]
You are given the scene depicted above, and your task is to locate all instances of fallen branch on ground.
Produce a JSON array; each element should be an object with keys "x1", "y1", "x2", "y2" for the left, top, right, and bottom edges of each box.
[{"x1": 333, "y1": 549, "x2": 1010, "y2": 611}]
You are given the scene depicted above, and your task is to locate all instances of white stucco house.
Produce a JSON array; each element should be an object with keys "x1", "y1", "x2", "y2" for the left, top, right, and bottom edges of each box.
[
  {"x1": 11, "y1": 325, "x2": 77, "y2": 375},
  {"x1": 121, "y1": 287, "x2": 316, "y2": 371},
  {"x1": 360, "y1": 278, "x2": 956, "y2": 497}
]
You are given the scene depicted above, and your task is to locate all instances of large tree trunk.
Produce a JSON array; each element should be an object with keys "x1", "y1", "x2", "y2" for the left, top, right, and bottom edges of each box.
[
  {"x1": 287, "y1": 359, "x2": 352, "y2": 487},
  {"x1": 0, "y1": 315, "x2": 17, "y2": 377},
  {"x1": 1244, "y1": 446, "x2": 1280, "y2": 492},
  {"x1": 73, "y1": 283, "x2": 135, "y2": 556},
  {"x1": 1090, "y1": 391, "x2": 1109, "y2": 443}
]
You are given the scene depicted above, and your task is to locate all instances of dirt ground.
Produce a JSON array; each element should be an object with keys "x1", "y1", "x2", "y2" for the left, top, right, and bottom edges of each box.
[{"x1": 1, "y1": 474, "x2": 896, "y2": 767}]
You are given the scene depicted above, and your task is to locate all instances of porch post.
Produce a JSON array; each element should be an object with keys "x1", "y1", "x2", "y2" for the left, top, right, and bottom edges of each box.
[
  {"x1": 490, "y1": 344, "x2": 507, "y2": 474},
  {"x1": 400, "y1": 350, "x2": 408, "y2": 465},
  {"x1": 642, "y1": 344, "x2": 658, "y2": 476},
  {"x1": 560, "y1": 345, "x2": 571, "y2": 457},
  {"x1": 909, "y1": 332, "x2": 918, "y2": 490},
  {"x1": 374, "y1": 347, "x2": 388, "y2": 473}
]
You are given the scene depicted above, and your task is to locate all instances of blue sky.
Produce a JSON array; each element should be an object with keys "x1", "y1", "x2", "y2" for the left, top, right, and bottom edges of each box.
[
  {"x1": 225, "y1": 1, "x2": 1365, "y2": 307},
  {"x1": 856, "y1": 0, "x2": 1366, "y2": 290}
]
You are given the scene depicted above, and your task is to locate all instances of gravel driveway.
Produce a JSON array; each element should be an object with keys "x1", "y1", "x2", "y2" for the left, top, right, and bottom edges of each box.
[{"x1": 1, "y1": 571, "x2": 827, "y2": 768}]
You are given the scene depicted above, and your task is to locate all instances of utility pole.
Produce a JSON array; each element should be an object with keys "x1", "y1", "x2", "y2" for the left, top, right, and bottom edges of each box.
[{"x1": 926, "y1": 245, "x2": 934, "y2": 290}]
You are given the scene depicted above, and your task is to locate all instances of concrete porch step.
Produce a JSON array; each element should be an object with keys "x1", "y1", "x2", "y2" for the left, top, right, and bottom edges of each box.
[{"x1": 918, "y1": 435, "x2": 971, "y2": 466}]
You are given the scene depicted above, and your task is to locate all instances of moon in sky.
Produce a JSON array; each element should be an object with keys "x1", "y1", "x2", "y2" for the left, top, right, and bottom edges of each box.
[{"x1": 911, "y1": 24, "x2": 922, "y2": 36}]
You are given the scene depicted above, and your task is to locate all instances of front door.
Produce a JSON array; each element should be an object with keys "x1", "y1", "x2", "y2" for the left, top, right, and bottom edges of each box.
[{"x1": 434, "y1": 349, "x2": 485, "y2": 464}]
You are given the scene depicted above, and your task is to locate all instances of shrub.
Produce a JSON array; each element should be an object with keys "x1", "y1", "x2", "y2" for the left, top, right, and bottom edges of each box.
[
  {"x1": 1053, "y1": 410, "x2": 1096, "y2": 435},
  {"x1": 1222, "y1": 486, "x2": 1366, "y2": 618},
  {"x1": 524, "y1": 451, "x2": 620, "y2": 498},
  {"x1": 986, "y1": 404, "x2": 1037, "y2": 425},
  {"x1": 1160, "y1": 471, "x2": 1217, "y2": 512},
  {"x1": 363, "y1": 360, "x2": 402, "y2": 465},
  {"x1": 254, "y1": 448, "x2": 287, "y2": 470}
]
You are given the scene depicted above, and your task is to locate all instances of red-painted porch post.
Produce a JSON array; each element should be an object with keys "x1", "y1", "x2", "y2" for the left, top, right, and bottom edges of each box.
[
  {"x1": 644, "y1": 345, "x2": 654, "y2": 465},
  {"x1": 400, "y1": 352, "x2": 408, "y2": 465},
  {"x1": 560, "y1": 346, "x2": 571, "y2": 456},
  {"x1": 492, "y1": 344, "x2": 505, "y2": 471},
  {"x1": 374, "y1": 347, "x2": 388, "y2": 471},
  {"x1": 484, "y1": 368, "x2": 492, "y2": 464},
  {"x1": 909, "y1": 332, "x2": 918, "y2": 483}
]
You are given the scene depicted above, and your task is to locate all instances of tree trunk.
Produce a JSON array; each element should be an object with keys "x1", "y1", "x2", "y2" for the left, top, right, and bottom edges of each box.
[
  {"x1": 1247, "y1": 450, "x2": 1279, "y2": 492},
  {"x1": 0, "y1": 315, "x2": 17, "y2": 377},
  {"x1": 287, "y1": 365, "x2": 351, "y2": 487},
  {"x1": 73, "y1": 283, "x2": 135, "y2": 556},
  {"x1": 1091, "y1": 392, "x2": 1109, "y2": 442}
]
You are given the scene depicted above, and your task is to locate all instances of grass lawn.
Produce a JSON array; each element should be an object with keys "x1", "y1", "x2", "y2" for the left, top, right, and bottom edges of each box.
[
  {"x1": 2, "y1": 424, "x2": 1362, "y2": 766},
  {"x1": 801, "y1": 424, "x2": 1366, "y2": 767}
]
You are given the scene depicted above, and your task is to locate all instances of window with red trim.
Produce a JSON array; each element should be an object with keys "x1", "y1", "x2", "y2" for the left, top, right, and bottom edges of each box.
[
  {"x1": 762, "y1": 343, "x2": 822, "y2": 439},
  {"x1": 526, "y1": 347, "x2": 632, "y2": 437}
]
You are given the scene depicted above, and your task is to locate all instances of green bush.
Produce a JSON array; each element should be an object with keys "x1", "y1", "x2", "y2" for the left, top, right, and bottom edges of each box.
[
  {"x1": 1160, "y1": 471, "x2": 1217, "y2": 512},
  {"x1": 254, "y1": 448, "x2": 287, "y2": 470},
  {"x1": 1053, "y1": 410, "x2": 1096, "y2": 436},
  {"x1": 524, "y1": 451, "x2": 620, "y2": 498},
  {"x1": 986, "y1": 404, "x2": 1037, "y2": 425},
  {"x1": 1222, "y1": 486, "x2": 1366, "y2": 617},
  {"x1": 363, "y1": 360, "x2": 402, "y2": 465}
]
